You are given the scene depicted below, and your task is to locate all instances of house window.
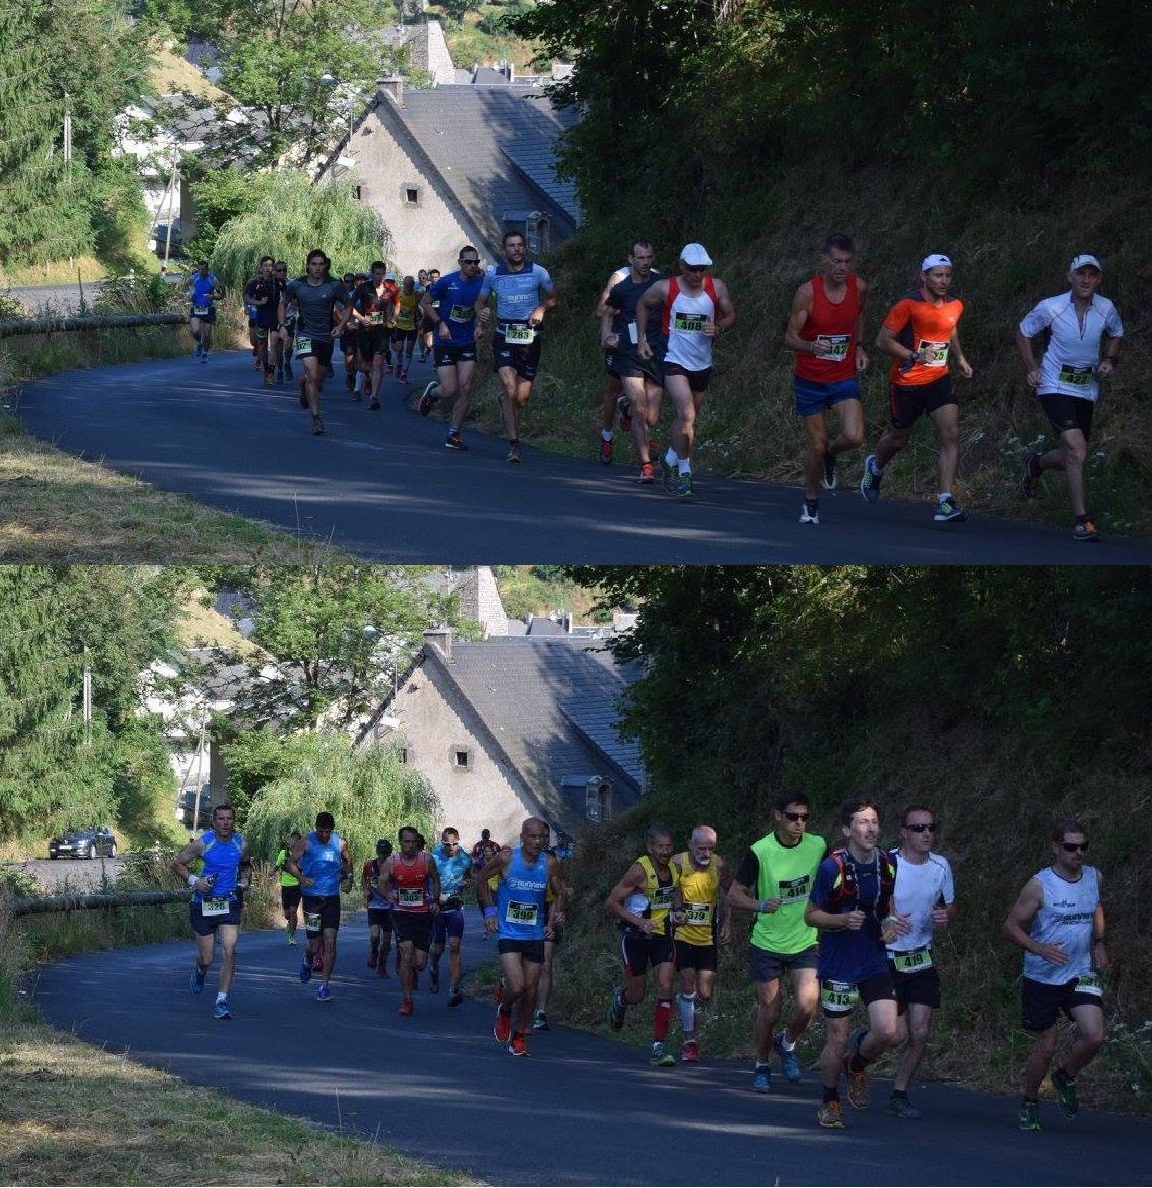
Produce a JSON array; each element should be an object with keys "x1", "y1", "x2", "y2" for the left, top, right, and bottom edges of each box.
[
  {"x1": 398, "y1": 746, "x2": 409, "y2": 765},
  {"x1": 450, "y1": 744, "x2": 474, "y2": 771},
  {"x1": 402, "y1": 184, "x2": 421, "y2": 207},
  {"x1": 353, "y1": 184, "x2": 362, "y2": 201}
]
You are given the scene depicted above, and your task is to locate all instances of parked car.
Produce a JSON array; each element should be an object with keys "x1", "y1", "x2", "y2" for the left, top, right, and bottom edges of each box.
[
  {"x1": 49, "y1": 826, "x2": 118, "y2": 860},
  {"x1": 149, "y1": 219, "x2": 184, "y2": 259}
]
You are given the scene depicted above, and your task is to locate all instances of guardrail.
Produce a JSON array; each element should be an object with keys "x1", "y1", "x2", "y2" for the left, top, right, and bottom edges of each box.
[
  {"x1": 0, "y1": 313, "x2": 188, "y2": 339},
  {"x1": 6, "y1": 889, "x2": 193, "y2": 917}
]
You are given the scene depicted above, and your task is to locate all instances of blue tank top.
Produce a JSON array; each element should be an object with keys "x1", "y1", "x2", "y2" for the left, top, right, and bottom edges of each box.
[
  {"x1": 495, "y1": 846, "x2": 549, "y2": 941},
  {"x1": 197, "y1": 829, "x2": 243, "y2": 899},
  {"x1": 300, "y1": 830, "x2": 343, "y2": 896}
]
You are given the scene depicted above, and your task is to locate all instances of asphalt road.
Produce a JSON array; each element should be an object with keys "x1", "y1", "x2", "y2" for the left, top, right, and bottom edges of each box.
[
  {"x1": 14, "y1": 350, "x2": 1150, "y2": 564},
  {"x1": 32, "y1": 919, "x2": 1152, "y2": 1187}
]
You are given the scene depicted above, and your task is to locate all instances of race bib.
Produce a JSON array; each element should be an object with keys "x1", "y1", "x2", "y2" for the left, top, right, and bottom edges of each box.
[
  {"x1": 304, "y1": 909, "x2": 322, "y2": 932},
  {"x1": 295, "y1": 336, "x2": 313, "y2": 357},
  {"x1": 820, "y1": 979, "x2": 859, "y2": 1010},
  {"x1": 917, "y1": 339, "x2": 950, "y2": 367},
  {"x1": 1076, "y1": 973, "x2": 1104, "y2": 998},
  {"x1": 365, "y1": 312, "x2": 383, "y2": 326},
  {"x1": 1058, "y1": 362, "x2": 1094, "y2": 388},
  {"x1": 651, "y1": 885, "x2": 675, "y2": 912},
  {"x1": 192, "y1": 305, "x2": 209, "y2": 316},
  {"x1": 627, "y1": 321, "x2": 639, "y2": 345},
  {"x1": 505, "y1": 324, "x2": 535, "y2": 344},
  {"x1": 777, "y1": 875, "x2": 810, "y2": 904},
  {"x1": 449, "y1": 304, "x2": 474, "y2": 322},
  {"x1": 201, "y1": 896, "x2": 230, "y2": 917},
  {"x1": 673, "y1": 312, "x2": 706, "y2": 334},
  {"x1": 683, "y1": 901, "x2": 713, "y2": 927},
  {"x1": 817, "y1": 334, "x2": 850, "y2": 361},
  {"x1": 505, "y1": 900, "x2": 539, "y2": 925},
  {"x1": 398, "y1": 887, "x2": 424, "y2": 908},
  {"x1": 892, "y1": 945, "x2": 934, "y2": 973}
]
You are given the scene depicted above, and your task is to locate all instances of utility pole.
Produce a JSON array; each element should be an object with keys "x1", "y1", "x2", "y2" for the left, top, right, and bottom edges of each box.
[{"x1": 82, "y1": 645, "x2": 92, "y2": 746}]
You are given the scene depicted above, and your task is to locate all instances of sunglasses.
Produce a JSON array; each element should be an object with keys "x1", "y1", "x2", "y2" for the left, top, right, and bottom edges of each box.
[
  {"x1": 460, "y1": 258, "x2": 480, "y2": 265},
  {"x1": 783, "y1": 811, "x2": 809, "y2": 822},
  {"x1": 1062, "y1": 842, "x2": 1089, "y2": 853},
  {"x1": 905, "y1": 823, "x2": 936, "y2": 833}
]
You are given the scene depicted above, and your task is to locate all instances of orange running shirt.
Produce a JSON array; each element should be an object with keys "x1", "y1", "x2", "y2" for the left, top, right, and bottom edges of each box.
[
  {"x1": 795, "y1": 274, "x2": 861, "y2": 383},
  {"x1": 881, "y1": 290, "x2": 964, "y2": 387}
]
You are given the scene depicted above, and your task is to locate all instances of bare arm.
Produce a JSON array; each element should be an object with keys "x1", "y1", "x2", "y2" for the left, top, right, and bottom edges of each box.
[
  {"x1": 605, "y1": 862, "x2": 652, "y2": 932},
  {"x1": 854, "y1": 277, "x2": 869, "y2": 371},
  {"x1": 1003, "y1": 875, "x2": 1065, "y2": 963},
  {"x1": 783, "y1": 281, "x2": 818, "y2": 355},
  {"x1": 171, "y1": 837, "x2": 207, "y2": 887},
  {"x1": 635, "y1": 280, "x2": 669, "y2": 359},
  {"x1": 710, "y1": 280, "x2": 737, "y2": 335}
]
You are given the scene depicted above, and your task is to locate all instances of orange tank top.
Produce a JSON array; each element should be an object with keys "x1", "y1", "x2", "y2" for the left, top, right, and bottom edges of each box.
[
  {"x1": 392, "y1": 852, "x2": 430, "y2": 913},
  {"x1": 795, "y1": 274, "x2": 860, "y2": 383}
]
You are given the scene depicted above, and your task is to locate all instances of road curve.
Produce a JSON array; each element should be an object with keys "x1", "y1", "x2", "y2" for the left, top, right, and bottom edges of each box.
[
  {"x1": 32, "y1": 918, "x2": 1152, "y2": 1187},
  {"x1": 14, "y1": 351, "x2": 1149, "y2": 564}
]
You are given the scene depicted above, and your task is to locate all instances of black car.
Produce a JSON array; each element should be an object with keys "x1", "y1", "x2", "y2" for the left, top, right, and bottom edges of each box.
[{"x1": 49, "y1": 826, "x2": 118, "y2": 860}]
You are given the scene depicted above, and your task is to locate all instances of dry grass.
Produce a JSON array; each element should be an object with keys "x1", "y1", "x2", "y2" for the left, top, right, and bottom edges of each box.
[{"x1": 150, "y1": 41, "x2": 231, "y2": 104}]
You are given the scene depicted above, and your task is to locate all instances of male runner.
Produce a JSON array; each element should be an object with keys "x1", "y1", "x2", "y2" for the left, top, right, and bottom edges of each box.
[
  {"x1": 478, "y1": 817, "x2": 567, "y2": 1056},
  {"x1": 593, "y1": 260, "x2": 632, "y2": 465},
  {"x1": 349, "y1": 265, "x2": 395, "y2": 410},
  {"x1": 361, "y1": 838, "x2": 395, "y2": 977},
  {"x1": 805, "y1": 799, "x2": 908, "y2": 1130},
  {"x1": 601, "y1": 242, "x2": 667, "y2": 483},
  {"x1": 475, "y1": 231, "x2": 559, "y2": 463},
  {"x1": 533, "y1": 822, "x2": 572, "y2": 1032},
  {"x1": 243, "y1": 257, "x2": 280, "y2": 386},
  {"x1": 274, "y1": 830, "x2": 302, "y2": 944},
  {"x1": 279, "y1": 250, "x2": 348, "y2": 436},
  {"x1": 784, "y1": 235, "x2": 869, "y2": 525},
  {"x1": 472, "y1": 828, "x2": 502, "y2": 935},
  {"x1": 338, "y1": 271, "x2": 360, "y2": 395},
  {"x1": 185, "y1": 261, "x2": 223, "y2": 362},
  {"x1": 862, "y1": 254, "x2": 973, "y2": 523},
  {"x1": 421, "y1": 268, "x2": 442, "y2": 361},
  {"x1": 430, "y1": 826, "x2": 473, "y2": 1007},
  {"x1": 273, "y1": 262, "x2": 293, "y2": 382},
  {"x1": 1016, "y1": 254, "x2": 1123, "y2": 542},
  {"x1": 1003, "y1": 819, "x2": 1107, "y2": 1131},
  {"x1": 286, "y1": 810, "x2": 353, "y2": 1002},
  {"x1": 727, "y1": 791, "x2": 826, "y2": 1091},
  {"x1": 171, "y1": 803, "x2": 251, "y2": 1020},
  {"x1": 635, "y1": 244, "x2": 736, "y2": 498},
  {"x1": 380, "y1": 825, "x2": 441, "y2": 1016},
  {"x1": 391, "y1": 276, "x2": 420, "y2": 383},
  {"x1": 606, "y1": 823, "x2": 685, "y2": 1066},
  {"x1": 420, "y1": 246, "x2": 486, "y2": 450},
  {"x1": 886, "y1": 805, "x2": 957, "y2": 1119},
  {"x1": 670, "y1": 824, "x2": 733, "y2": 1062}
]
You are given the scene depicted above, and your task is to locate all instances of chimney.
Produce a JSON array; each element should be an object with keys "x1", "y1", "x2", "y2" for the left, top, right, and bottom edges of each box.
[
  {"x1": 377, "y1": 76, "x2": 404, "y2": 106},
  {"x1": 424, "y1": 627, "x2": 452, "y2": 660}
]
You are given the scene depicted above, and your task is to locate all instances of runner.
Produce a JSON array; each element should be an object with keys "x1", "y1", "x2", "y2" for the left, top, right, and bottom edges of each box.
[
  {"x1": 286, "y1": 810, "x2": 354, "y2": 1002},
  {"x1": 349, "y1": 264, "x2": 396, "y2": 411},
  {"x1": 421, "y1": 268, "x2": 442, "y2": 362},
  {"x1": 804, "y1": 799, "x2": 908, "y2": 1130},
  {"x1": 605, "y1": 823, "x2": 685, "y2": 1067},
  {"x1": 471, "y1": 828, "x2": 502, "y2": 936},
  {"x1": 430, "y1": 826, "x2": 473, "y2": 1007},
  {"x1": 635, "y1": 244, "x2": 736, "y2": 498},
  {"x1": 862, "y1": 254, "x2": 974, "y2": 523},
  {"x1": 185, "y1": 260, "x2": 223, "y2": 362},
  {"x1": 340, "y1": 271, "x2": 362, "y2": 398},
  {"x1": 593, "y1": 260, "x2": 632, "y2": 466},
  {"x1": 600, "y1": 242, "x2": 667, "y2": 483},
  {"x1": 727, "y1": 791, "x2": 826, "y2": 1091},
  {"x1": 380, "y1": 825, "x2": 441, "y2": 1016},
  {"x1": 273, "y1": 262, "x2": 293, "y2": 382},
  {"x1": 534, "y1": 822, "x2": 572, "y2": 1031},
  {"x1": 361, "y1": 838, "x2": 395, "y2": 978},
  {"x1": 783, "y1": 235, "x2": 869, "y2": 525},
  {"x1": 475, "y1": 231, "x2": 559, "y2": 463},
  {"x1": 670, "y1": 824, "x2": 733, "y2": 1062},
  {"x1": 420, "y1": 246, "x2": 485, "y2": 450},
  {"x1": 478, "y1": 817, "x2": 567, "y2": 1056},
  {"x1": 1003, "y1": 819, "x2": 1107, "y2": 1132},
  {"x1": 171, "y1": 803, "x2": 251, "y2": 1021},
  {"x1": 886, "y1": 805, "x2": 957, "y2": 1119},
  {"x1": 278, "y1": 250, "x2": 349, "y2": 436},
  {"x1": 274, "y1": 830, "x2": 302, "y2": 945},
  {"x1": 1016, "y1": 254, "x2": 1124, "y2": 542},
  {"x1": 391, "y1": 276, "x2": 420, "y2": 383},
  {"x1": 243, "y1": 257, "x2": 280, "y2": 387}
]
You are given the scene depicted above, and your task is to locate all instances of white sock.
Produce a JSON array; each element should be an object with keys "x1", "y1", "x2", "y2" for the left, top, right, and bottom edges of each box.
[
  {"x1": 869, "y1": 457, "x2": 884, "y2": 475},
  {"x1": 216, "y1": 990, "x2": 227, "y2": 1004},
  {"x1": 779, "y1": 1034, "x2": 796, "y2": 1051},
  {"x1": 354, "y1": 373, "x2": 365, "y2": 393},
  {"x1": 938, "y1": 491, "x2": 953, "y2": 503},
  {"x1": 602, "y1": 429, "x2": 613, "y2": 442},
  {"x1": 665, "y1": 448, "x2": 678, "y2": 468},
  {"x1": 677, "y1": 460, "x2": 692, "y2": 476}
]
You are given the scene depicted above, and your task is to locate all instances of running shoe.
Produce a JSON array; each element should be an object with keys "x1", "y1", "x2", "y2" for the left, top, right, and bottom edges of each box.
[
  {"x1": 532, "y1": 1009, "x2": 550, "y2": 1032},
  {"x1": 494, "y1": 1008, "x2": 512, "y2": 1044},
  {"x1": 673, "y1": 471, "x2": 694, "y2": 499},
  {"x1": 680, "y1": 1040, "x2": 700, "y2": 1064},
  {"x1": 264, "y1": 368, "x2": 275, "y2": 387},
  {"x1": 1020, "y1": 451, "x2": 1042, "y2": 498},
  {"x1": 448, "y1": 987, "x2": 464, "y2": 1008},
  {"x1": 607, "y1": 987, "x2": 626, "y2": 1031},
  {"x1": 649, "y1": 1043, "x2": 676, "y2": 1068},
  {"x1": 299, "y1": 955, "x2": 313, "y2": 984},
  {"x1": 638, "y1": 462, "x2": 656, "y2": 484},
  {"x1": 345, "y1": 373, "x2": 355, "y2": 391},
  {"x1": 859, "y1": 454, "x2": 882, "y2": 503},
  {"x1": 190, "y1": 963, "x2": 206, "y2": 994},
  {"x1": 298, "y1": 390, "x2": 308, "y2": 408},
  {"x1": 327, "y1": 365, "x2": 336, "y2": 379},
  {"x1": 376, "y1": 958, "x2": 388, "y2": 979},
  {"x1": 617, "y1": 395, "x2": 633, "y2": 432},
  {"x1": 418, "y1": 380, "x2": 440, "y2": 415},
  {"x1": 1018, "y1": 1100, "x2": 1042, "y2": 1131},
  {"x1": 284, "y1": 364, "x2": 293, "y2": 380},
  {"x1": 445, "y1": 430, "x2": 468, "y2": 451},
  {"x1": 752, "y1": 1066, "x2": 771, "y2": 1093},
  {"x1": 429, "y1": 967, "x2": 440, "y2": 994},
  {"x1": 800, "y1": 501, "x2": 820, "y2": 525},
  {"x1": 201, "y1": 352, "x2": 209, "y2": 364},
  {"x1": 661, "y1": 458, "x2": 676, "y2": 492},
  {"x1": 821, "y1": 448, "x2": 838, "y2": 490},
  {"x1": 313, "y1": 949, "x2": 324, "y2": 973},
  {"x1": 213, "y1": 997, "x2": 232, "y2": 1020},
  {"x1": 351, "y1": 388, "x2": 362, "y2": 402},
  {"x1": 316, "y1": 984, "x2": 332, "y2": 1003},
  {"x1": 312, "y1": 416, "x2": 326, "y2": 436},
  {"x1": 842, "y1": 1041, "x2": 869, "y2": 1108},
  {"x1": 393, "y1": 363, "x2": 402, "y2": 378},
  {"x1": 818, "y1": 1100, "x2": 846, "y2": 1130},
  {"x1": 934, "y1": 497, "x2": 968, "y2": 523},
  {"x1": 506, "y1": 442, "x2": 523, "y2": 464},
  {"x1": 1073, "y1": 518, "x2": 1100, "y2": 542},
  {"x1": 367, "y1": 952, "x2": 378, "y2": 969},
  {"x1": 507, "y1": 1033, "x2": 529, "y2": 1057},
  {"x1": 398, "y1": 998, "x2": 414, "y2": 1017},
  {"x1": 399, "y1": 369, "x2": 409, "y2": 384},
  {"x1": 1052, "y1": 1068, "x2": 1080, "y2": 1118},
  {"x1": 776, "y1": 1034, "x2": 802, "y2": 1084},
  {"x1": 887, "y1": 1095, "x2": 922, "y2": 1120},
  {"x1": 194, "y1": 343, "x2": 202, "y2": 358},
  {"x1": 253, "y1": 354, "x2": 263, "y2": 369},
  {"x1": 288, "y1": 933, "x2": 297, "y2": 946},
  {"x1": 368, "y1": 396, "x2": 381, "y2": 411},
  {"x1": 275, "y1": 367, "x2": 284, "y2": 384},
  {"x1": 598, "y1": 437, "x2": 613, "y2": 465}
]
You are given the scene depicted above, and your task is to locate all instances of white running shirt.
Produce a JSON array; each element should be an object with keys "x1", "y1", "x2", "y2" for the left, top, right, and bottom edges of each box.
[{"x1": 1018, "y1": 292, "x2": 1124, "y2": 401}]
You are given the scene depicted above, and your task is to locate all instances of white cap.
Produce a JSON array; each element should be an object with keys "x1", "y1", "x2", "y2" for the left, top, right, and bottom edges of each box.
[
  {"x1": 680, "y1": 243, "x2": 713, "y2": 267},
  {"x1": 384, "y1": 271, "x2": 396, "y2": 280},
  {"x1": 1070, "y1": 254, "x2": 1101, "y2": 271},
  {"x1": 921, "y1": 253, "x2": 953, "y2": 272}
]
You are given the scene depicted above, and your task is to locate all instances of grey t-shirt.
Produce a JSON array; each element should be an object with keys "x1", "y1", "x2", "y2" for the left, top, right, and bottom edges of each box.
[{"x1": 284, "y1": 277, "x2": 345, "y2": 341}]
